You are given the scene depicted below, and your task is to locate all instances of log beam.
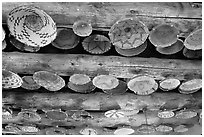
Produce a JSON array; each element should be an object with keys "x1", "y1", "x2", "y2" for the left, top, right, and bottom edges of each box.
[
  {"x1": 2, "y1": 2, "x2": 202, "y2": 19},
  {"x1": 2, "y1": 52, "x2": 202, "y2": 80},
  {"x1": 3, "y1": 89, "x2": 201, "y2": 111}
]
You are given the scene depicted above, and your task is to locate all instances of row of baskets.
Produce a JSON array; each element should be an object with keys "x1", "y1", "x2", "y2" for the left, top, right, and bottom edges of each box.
[
  {"x1": 3, "y1": 69, "x2": 202, "y2": 95},
  {"x1": 2, "y1": 123, "x2": 201, "y2": 135},
  {"x1": 2, "y1": 26, "x2": 202, "y2": 59},
  {"x1": 2, "y1": 105, "x2": 202, "y2": 135},
  {"x1": 2, "y1": 5, "x2": 202, "y2": 58}
]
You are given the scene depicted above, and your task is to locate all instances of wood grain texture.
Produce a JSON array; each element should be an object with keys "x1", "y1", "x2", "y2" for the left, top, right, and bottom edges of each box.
[
  {"x1": 3, "y1": 52, "x2": 202, "y2": 80},
  {"x1": 2, "y1": 2, "x2": 202, "y2": 37},
  {"x1": 2, "y1": 89, "x2": 201, "y2": 111}
]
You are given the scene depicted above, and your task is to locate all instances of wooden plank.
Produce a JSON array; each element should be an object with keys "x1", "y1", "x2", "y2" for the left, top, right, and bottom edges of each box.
[
  {"x1": 2, "y1": 52, "x2": 202, "y2": 80},
  {"x1": 2, "y1": 2, "x2": 202, "y2": 37}
]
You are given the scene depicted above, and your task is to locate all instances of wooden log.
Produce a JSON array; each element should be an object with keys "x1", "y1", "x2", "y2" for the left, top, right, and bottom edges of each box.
[
  {"x1": 2, "y1": 52, "x2": 202, "y2": 81},
  {"x1": 2, "y1": 2, "x2": 202, "y2": 37},
  {"x1": 2, "y1": 89, "x2": 201, "y2": 111},
  {"x1": 2, "y1": 2, "x2": 202, "y2": 19}
]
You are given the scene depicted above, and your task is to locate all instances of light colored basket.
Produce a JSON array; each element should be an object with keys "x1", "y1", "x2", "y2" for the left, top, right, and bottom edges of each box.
[{"x1": 7, "y1": 5, "x2": 57, "y2": 47}]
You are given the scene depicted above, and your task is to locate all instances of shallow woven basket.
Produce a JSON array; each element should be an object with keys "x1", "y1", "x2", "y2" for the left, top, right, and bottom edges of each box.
[{"x1": 7, "y1": 5, "x2": 57, "y2": 48}]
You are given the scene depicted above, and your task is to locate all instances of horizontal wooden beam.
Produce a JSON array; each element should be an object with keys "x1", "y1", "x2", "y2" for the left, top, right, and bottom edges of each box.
[
  {"x1": 3, "y1": 89, "x2": 201, "y2": 111},
  {"x1": 2, "y1": 52, "x2": 202, "y2": 81},
  {"x1": 2, "y1": 2, "x2": 202, "y2": 37},
  {"x1": 2, "y1": 2, "x2": 201, "y2": 19}
]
